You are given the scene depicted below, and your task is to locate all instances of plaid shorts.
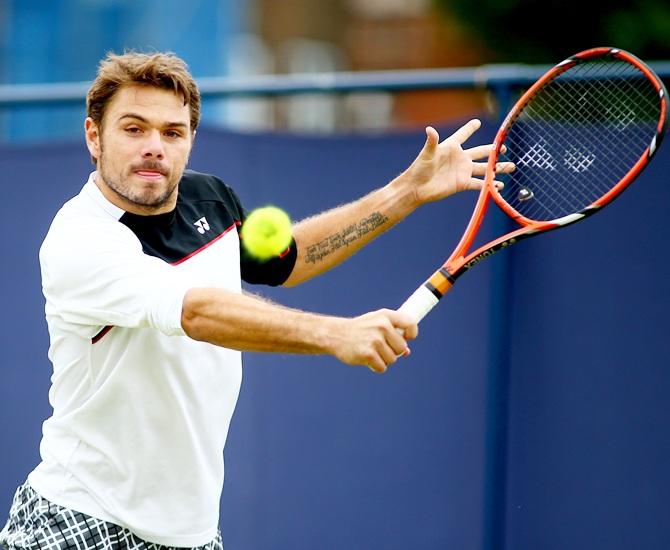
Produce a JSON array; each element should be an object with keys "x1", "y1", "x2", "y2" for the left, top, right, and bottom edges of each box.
[{"x1": 0, "y1": 483, "x2": 223, "y2": 550}]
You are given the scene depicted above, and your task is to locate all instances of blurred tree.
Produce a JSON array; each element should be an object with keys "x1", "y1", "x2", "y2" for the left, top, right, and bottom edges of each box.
[{"x1": 434, "y1": 0, "x2": 670, "y2": 63}]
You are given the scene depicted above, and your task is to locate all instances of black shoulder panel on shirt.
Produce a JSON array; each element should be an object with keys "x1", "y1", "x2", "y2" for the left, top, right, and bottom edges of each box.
[
  {"x1": 119, "y1": 170, "x2": 242, "y2": 264},
  {"x1": 119, "y1": 170, "x2": 297, "y2": 286}
]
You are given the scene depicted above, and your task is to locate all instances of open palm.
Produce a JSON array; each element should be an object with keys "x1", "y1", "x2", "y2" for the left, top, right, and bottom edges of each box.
[{"x1": 405, "y1": 119, "x2": 512, "y2": 206}]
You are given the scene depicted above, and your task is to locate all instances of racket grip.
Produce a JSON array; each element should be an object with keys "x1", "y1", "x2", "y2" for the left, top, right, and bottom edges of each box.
[{"x1": 397, "y1": 285, "x2": 439, "y2": 324}]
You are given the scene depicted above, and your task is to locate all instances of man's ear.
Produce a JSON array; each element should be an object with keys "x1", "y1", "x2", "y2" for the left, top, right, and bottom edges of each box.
[{"x1": 85, "y1": 117, "x2": 101, "y2": 162}]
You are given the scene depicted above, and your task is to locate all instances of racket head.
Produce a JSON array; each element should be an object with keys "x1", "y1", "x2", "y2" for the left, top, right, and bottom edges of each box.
[
  {"x1": 487, "y1": 47, "x2": 668, "y2": 229},
  {"x1": 420, "y1": 47, "x2": 666, "y2": 302}
]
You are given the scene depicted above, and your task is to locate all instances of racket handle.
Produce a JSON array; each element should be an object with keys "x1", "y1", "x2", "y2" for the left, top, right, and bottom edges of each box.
[{"x1": 397, "y1": 285, "x2": 439, "y2": 324}]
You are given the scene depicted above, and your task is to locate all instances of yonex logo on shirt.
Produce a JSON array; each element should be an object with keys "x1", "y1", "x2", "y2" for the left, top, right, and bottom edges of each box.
[{"x1": 193, "y1": 217, "x2": 211, "y2": 234}]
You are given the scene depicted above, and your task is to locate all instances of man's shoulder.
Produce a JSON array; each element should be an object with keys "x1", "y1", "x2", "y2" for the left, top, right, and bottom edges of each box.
[
  {"x1": 178, "y1": 169, "x2": 241, "y2": 206},
  {"x1": 42, "y1": 188, "x2": 137, "y2": 257},
  {"x1": 48, "y1": 190, "x2": 123, "y2": 234}
]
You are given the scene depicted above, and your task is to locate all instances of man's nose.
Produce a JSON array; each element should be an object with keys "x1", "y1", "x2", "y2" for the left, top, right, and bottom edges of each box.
[{"x1": 141, "y1": 130, "x2": 164, "y2": 159}]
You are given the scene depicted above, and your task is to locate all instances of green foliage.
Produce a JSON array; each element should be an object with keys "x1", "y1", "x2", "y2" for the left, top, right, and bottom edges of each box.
[{"x1": 434, "y1": 0, "x2": 670, "y2": 63}]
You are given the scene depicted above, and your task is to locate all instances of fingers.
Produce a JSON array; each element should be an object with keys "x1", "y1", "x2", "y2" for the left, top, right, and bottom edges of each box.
[
  {"x1": 347, "y1": 310, "x2": 419, "y2": 374},
  {"x1": 496, "y1": 161, "x2": 516, "y2": 173},
  {"x1": 438, "y1": 123, "x2": 510, "y2": 161},
  {"x1": 419, "y1": 126, "x2": 440, "y2": 159},
  {"x1": 471, "y1": 161, "x2": 516, "y2": 177},
  {"x1": 410, "y1": 119, "x2": 514, "y2": 200},
  {"x1": 466, "y1": 158, "x2": 514, "y2": 191},
  {"x1": 466, "y1": 144, "x2": 495, "y2": 160},
  {"x1": 449, "y1": 119, "x2": 481, "y2": 145},
  {"x1": 466, "y1": 143, "x2": 511, "y2": 161},
  {"x1": 391, "y1": 310, "x2": 418, "y2": 340},
  {"x1": 462, "y1": 177, "x2": 506, "y2": 192},
  {"x1": 371, "y1": 340, "x2": 402, "y2": 374}
]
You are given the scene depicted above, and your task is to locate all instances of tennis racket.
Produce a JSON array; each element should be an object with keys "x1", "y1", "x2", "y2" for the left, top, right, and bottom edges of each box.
[{"x1": 398, "y1": 47, "x2": 668, "y2": 323}]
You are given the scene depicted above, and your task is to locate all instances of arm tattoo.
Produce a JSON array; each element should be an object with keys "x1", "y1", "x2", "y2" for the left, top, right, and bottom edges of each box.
[{"x1": 305, "y1": 211, "x2": 389, "y2": 264}]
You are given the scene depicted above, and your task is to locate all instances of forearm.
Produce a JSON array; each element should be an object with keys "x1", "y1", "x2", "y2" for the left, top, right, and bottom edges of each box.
[
  {"x1": 181, "y1": 286, "x2": 418, "y2": 372},
  {"x1": 283, "y1": 121, "x2": 513, "y2": 287},
  {"x1": 181, "y1": 287, "x2": 340, "y2": 354},
  {"x1": 284, "y1": 176, "x2": 418, "y2": 286}
]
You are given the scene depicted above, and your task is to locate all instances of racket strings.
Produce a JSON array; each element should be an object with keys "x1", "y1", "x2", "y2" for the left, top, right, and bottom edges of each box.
[
  {"x1": 503, "y1": 65, "x2": 656, "y2": 218},
  {"x1": 511, "y1": 73, "x2": 649, "y2": 212},
  {"x1": 498, "y1": 57, "x2": 662, "y2": 222},
  {"x1": 558, "y1": 63, "x2": 659, "y2": 156}
]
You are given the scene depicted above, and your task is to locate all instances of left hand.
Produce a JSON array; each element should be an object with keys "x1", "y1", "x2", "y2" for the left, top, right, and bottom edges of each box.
[{"x1": 401, "y1": 119, "x2": 514, "y2": 207}]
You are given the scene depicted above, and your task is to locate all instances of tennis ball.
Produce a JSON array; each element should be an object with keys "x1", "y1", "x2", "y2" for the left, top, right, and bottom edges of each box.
[{"x1": 241, "y1": 206, "x2": 293, "y2": 260}]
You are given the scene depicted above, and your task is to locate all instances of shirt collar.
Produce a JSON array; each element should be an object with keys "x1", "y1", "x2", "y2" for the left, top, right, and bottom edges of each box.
[{"x1": 83, "y1": 171, "x2": 126, "y2": 220}]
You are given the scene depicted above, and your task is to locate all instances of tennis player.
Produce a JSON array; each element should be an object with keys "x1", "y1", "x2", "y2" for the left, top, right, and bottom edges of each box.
[{"x1": 0, "y1": 51, "x2": 509, "y2": 549}]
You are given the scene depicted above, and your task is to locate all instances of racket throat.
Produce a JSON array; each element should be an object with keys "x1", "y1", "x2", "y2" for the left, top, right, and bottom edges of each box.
[{"x1": 426, "y1": 267, "x2": 455, "y2": 299}]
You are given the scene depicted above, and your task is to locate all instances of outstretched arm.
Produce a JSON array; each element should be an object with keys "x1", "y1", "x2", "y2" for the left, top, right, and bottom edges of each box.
[
  {"x1": 181, "y1": 287, "x2": 418, "y2": 373},
  {"x1": 283, "y1": 120, "x2": 512, "y2": 287}
]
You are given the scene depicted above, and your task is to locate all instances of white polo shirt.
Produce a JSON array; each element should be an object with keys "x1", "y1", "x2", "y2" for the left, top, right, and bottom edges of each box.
[{"x1": 28, "y1": 170, "x2": 296, "y2": 546}]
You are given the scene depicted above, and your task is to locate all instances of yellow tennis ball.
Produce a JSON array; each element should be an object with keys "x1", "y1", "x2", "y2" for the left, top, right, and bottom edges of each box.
[{"x1": 241, "y1": 206, "x2": 293, "y2": 260}]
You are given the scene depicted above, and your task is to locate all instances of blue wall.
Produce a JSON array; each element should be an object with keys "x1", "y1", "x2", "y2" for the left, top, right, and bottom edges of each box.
[
  {"x1": 503, "y1": 147, "x2": 670, "y2": 548},
  {"x1": 0, "y1": 122, "x2": 668, "y2": 549}
]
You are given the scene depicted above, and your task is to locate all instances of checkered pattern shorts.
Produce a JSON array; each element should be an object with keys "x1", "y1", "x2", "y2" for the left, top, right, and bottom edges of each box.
[{"x1": 0, "y1": 483, "x2": 223, "y2": 550}]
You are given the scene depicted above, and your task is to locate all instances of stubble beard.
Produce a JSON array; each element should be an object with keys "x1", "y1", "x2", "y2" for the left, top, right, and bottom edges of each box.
[{"x1": 98, "y1": 146, "x2": 181, "y2": 211}]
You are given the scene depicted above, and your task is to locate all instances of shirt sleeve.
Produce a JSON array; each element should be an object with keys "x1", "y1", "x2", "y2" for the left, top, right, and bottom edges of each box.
[
  {"x1": 239, "y1": 236, "x2": 298, "y2": 286},
  {"x1": 40, "y1": 214, "x2": 191, "y2": 337},
  {"x1": 221, "y1": 184, "x2": 298, "y2": 286}
]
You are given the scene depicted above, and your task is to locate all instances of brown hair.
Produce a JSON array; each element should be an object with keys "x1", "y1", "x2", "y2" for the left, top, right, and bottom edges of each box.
[{"x1": 86, "y1": 51, "x2": 201, "y2": 133}]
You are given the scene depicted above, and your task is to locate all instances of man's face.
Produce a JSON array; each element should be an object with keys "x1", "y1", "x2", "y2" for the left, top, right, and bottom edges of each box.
[{"x1": 85, "y1": 84, "x2": 194, "y2": 215}]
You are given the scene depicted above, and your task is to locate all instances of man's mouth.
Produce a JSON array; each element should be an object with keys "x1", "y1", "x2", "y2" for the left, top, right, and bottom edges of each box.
[
  {"x1": 135, "y1": 170, "x2": 165, "y2": 179},
  {"x1": 132, "y1": 163, "x2": 168, "y2": 181}
]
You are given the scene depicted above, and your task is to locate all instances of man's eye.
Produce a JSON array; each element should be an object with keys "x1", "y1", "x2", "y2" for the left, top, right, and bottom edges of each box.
[
  {"x1": 125, "y1": 127, "x2": 141, "y2": 134},
  {"x1": 164, "y1": 130, "x2": 182, "y2": 138}
]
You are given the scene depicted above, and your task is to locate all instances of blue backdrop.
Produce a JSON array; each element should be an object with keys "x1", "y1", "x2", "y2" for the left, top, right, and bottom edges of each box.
[{"x1": 0, "y1": 121, "x2": 668, "y2": 549}]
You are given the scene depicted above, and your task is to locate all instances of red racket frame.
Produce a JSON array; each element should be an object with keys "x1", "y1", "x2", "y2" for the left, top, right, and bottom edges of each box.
[{"x1": 422, "y1": 47, "x2": 668, "y2": 300}]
